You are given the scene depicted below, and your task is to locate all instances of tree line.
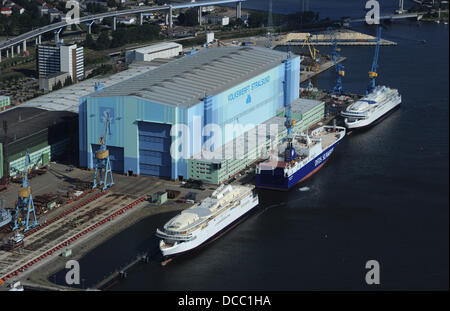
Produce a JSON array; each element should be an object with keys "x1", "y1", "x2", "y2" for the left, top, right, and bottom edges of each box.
[{"x1": 83, "y1": 24, "x2": 162, "y2": 51}]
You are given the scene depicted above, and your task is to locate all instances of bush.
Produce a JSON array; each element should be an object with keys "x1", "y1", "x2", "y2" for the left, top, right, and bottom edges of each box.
[{"x1": 83, "y1": 24, "x2": 161, "y2": 51}]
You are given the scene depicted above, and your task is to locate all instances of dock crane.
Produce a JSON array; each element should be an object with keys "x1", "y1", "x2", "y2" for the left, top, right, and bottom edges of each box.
[
  {"x1": 328, "y1": 27, "x2": 345, "y2": 95},
  {"x1": 367, "y1": 26, "x2": 382, "y2": 95},
  {"x1": 283, "y1": 45, "x2": 296, "y2": 163},
  {"x1": 93, "y1": 110, "x2": 114, "y2": 191},
  {"x1": 301, "y1": 34, "x2": 320, "y2": 72},
  {"x1": 12, "y1": 149, "x2": 38, "y2": 232}
]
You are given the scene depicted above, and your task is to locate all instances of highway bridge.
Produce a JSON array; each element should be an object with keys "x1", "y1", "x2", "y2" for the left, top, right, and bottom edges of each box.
[
  {"x1": 347, "y1": 12, "x2": 425, "y2": 24},
  {"x1": 0, "y1": 0, "x2": 244, "y2": 61}
]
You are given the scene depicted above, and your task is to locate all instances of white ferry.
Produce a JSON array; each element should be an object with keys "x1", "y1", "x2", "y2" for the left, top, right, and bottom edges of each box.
[
  {"x1": 156, "y1": 184, "x2": 259, "y2": 258},
  {"x1": 341, "y1": 85, "x2": 401, "y2": 129}
]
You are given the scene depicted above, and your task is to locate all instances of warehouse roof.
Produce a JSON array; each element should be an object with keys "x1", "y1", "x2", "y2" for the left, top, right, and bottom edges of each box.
[
  {"x1": 290, "y1": 98, "x2": 324, "y2": 114},
  {"x1": 91, "y1": 47, "x2": 295, "y2": 108},
  {"x1": 0, "y1": 64, "x2": 159, "y2": 114},
  {"x1": 133, "y1": 42, "x2": 182, "y2": 55},
  {"x1": 0, "y1": 107, "x2": 77, "y2": 143}
]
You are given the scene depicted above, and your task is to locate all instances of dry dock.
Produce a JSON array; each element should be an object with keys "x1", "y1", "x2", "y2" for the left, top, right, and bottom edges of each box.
[{"x1": 0, "y1": 164, "x2": 214, "y2": 291}]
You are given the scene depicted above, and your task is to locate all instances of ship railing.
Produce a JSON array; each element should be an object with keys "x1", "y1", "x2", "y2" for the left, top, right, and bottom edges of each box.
[
  {"x1": 341, "y1": 111, "x2": 368, "y2": 118},
  {"x1": 155, "y1": 229, "x2": 194, "y2": 241}
]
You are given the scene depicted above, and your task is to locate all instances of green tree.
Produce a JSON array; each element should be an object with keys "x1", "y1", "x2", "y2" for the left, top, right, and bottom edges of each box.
[
  {"x1": 107, "y1": 0, "x2": 117, "y2": 8},
  {"x1": 85, "y1": 34, "x2": 96, "y2": 49},
  {"x1": 64, "y1": 76, "x2": 73, "y2": 87},
  {"x1": 87, "y1": 3, "x2": 107, "y2": 14},
  {"x1": 182, "y1": 8, "x2": 199, "y2": 26},
  {"x1": 248, "y1": 12, "x2": 267, "y2": 28},
  {"x1": 53, "y1": 81, "x2": 63, "y2": 90},
  {"x1": 96, "y1": 31, "x2": 111, "y2": 50},
  {"x1": 178, "y1": 12, "x2": 186, "y2": 25}
]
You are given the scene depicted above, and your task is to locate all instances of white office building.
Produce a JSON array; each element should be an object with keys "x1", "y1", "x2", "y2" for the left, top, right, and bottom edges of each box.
[{"x1": 37, "y1": 44, "x2": 84, "y2": 85}]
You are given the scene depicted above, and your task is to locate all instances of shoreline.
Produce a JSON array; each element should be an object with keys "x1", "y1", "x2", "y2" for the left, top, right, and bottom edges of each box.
[{"x1": 22, "y1": 202, "x2": 190, "y2": 291}]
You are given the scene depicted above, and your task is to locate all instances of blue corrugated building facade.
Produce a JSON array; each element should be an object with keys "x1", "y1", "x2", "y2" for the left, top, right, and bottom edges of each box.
[{"x1": 79, "y1": 47, "x2": 300, "y2": 180}]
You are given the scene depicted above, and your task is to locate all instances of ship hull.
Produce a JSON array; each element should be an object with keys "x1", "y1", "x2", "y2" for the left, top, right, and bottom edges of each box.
[
  {"x1": 160, "y1": 195, "x2": 259, "y2": 258},
  {"x1": 255, "y1": 139, "x2": 342, "y2": 191}
]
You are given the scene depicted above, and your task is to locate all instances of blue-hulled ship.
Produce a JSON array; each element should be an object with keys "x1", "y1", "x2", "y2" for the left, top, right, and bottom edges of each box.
[{"x1": 255, "y1": 125, "x2": 346, "y2": 191}]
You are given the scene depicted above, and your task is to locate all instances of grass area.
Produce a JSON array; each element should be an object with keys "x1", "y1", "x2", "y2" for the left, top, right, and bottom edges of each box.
[
  {"x1": 216, "y1": 28, "x2": 269, "y2": 40},
  {"x1": 0, "y1": 48, "x2": 36, "y2": 70},
  {"x1": 0, "y1": 58, "x2": 36, "y2": 82},
  {"x1": 84, "y1": 54, "x2": 110, "y2": 67},
  {"x1": 176, "y1": 35, "x2": 207, "y2": 47}
]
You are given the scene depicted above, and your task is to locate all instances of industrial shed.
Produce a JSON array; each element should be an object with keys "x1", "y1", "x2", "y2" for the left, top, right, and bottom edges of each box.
[
  {"x1": 125, "y1": 42, "x2": 183, "y2": 63},
  {"x1": 0, "y1": 107, "x2": 78, "y2": 178},
  {"x1": 79, "y1": 46, "x2": 301, "y2": 180}
]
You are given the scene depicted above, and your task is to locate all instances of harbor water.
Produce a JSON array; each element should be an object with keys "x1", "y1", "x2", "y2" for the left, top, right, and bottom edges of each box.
[{"x1": 51, "y1": 4, "x2": 449, "y2": 291}]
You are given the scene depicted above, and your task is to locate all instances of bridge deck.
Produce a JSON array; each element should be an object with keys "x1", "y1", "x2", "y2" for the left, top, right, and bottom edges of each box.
[{"x1": 0, "y1": 0, "x2": 244, "y2": 51}]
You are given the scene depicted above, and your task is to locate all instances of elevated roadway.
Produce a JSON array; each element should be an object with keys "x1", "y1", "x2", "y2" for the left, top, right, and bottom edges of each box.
[
  {"x1": 0, "y1": 0, "x2": 244, "y2": 61},
  {"x1": 347, "y1": 12, "x2": 425, "y2": 24}
]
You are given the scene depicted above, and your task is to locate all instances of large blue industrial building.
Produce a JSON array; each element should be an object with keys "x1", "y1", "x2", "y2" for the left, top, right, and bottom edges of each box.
[{"x1": 79, "y1": 46, "x2": 300, "y2": 180}]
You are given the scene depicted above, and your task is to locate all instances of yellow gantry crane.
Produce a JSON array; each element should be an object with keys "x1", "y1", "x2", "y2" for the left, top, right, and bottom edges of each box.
[
  {"x1": 92, "y1": 111, "x2": 114, "y2": 191},
  {"x1": 301, "y1": 34, "x2": 321, "y2": 72}
]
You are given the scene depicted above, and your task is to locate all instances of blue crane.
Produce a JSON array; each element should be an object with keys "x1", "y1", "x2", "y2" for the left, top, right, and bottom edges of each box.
[
  {"x1": 367, "y1": 26, "x2": 382, "y2": 95},
  {"x1": 328, "y1": 27, "x2": 345, "y2": 95},
  {"x1": 12, "y1": 149, "x2": 38, "y2": 232},
  {"x1": 283, "y1": 45, "x2": 296, "y2": 163},
  {"x1": 93, "y1": 110, "x2": 114, "y2": 191}
]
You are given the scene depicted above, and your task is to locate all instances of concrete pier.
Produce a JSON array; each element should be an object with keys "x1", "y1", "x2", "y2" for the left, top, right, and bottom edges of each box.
[
  {"x1": 300, "y1": 57, "x2": 347, "y2": 83},
  {"x1": 94, "y1": 253, "x2": 149, "y2": 290}
]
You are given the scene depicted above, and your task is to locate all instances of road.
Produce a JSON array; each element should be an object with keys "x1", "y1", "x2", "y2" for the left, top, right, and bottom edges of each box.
[{"x1": 0, "y1": 0, "x2": 243, "y2": 51}]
